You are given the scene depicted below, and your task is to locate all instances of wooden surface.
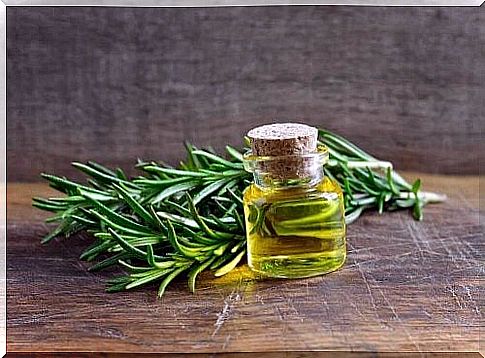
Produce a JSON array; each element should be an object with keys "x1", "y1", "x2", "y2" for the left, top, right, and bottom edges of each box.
[
  {"x1": 7, "y1": 7, "x2": 484, "y2": 181},
  {"x1": 6, "y1": 173, "x2": 483, "y2": 355},
  {"x1": 5, "y1": 353, "x2": 484, "y2": 358},
  {"x1": 4, "y1": 353, "x2": 484, "y2": 358}
]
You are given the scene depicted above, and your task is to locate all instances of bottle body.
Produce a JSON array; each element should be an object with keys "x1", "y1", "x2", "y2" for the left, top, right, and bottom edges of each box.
[{"x1": 243, "y1": 175, "x2": 346, "y2": 278}]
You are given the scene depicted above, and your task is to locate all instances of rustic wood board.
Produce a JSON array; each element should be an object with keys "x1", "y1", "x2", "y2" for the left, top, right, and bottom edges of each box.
[
  {"x1": 7, "y1": 7, "x2": 484, "y2": 181},
  {"x1": 6, "y1": 173, "x2": 483, "y2": 355}
]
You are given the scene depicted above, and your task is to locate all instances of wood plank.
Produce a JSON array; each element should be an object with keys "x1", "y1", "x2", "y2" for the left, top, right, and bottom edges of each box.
[
  {"x1": 7, "y1": 7, "x2": 483, "y2": 181},
  {"x1": 6, "y1": 174, "x2": 482, "y2": 354},
  {"x1": 6, "y1": 353, "x2": 484, "y2": 358},
  {"x1": 5, "y1": 353, "x2": 485, "y2": 358}
]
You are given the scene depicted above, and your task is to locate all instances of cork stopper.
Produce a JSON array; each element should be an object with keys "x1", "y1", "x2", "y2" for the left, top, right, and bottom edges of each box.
[
  {"x1": 246, "y1": 123, "x2": 321, "y2": 180},
  {"x1": 247, "y1": 123, "x2": 318, "y2": 156}
]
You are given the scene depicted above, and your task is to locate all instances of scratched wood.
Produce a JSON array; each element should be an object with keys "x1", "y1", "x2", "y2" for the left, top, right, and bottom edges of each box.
[
  {"x1": 4, "y1": 353, "x2": 484, "y2": 358},
  {"x1": 6, "y1": 353, "x2": 484, "y2": 358},
  {"x1": 7, "y1": 7, "x2": 484, "y2": 181},
  {"x1": 6, "y1": 173, "x2": 482, "y2": 355}
]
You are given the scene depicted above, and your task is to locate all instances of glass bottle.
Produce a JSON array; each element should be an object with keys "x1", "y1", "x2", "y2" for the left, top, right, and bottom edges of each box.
[{"x1": 242, "y1": 123, "x2": 346, "y2": 278}]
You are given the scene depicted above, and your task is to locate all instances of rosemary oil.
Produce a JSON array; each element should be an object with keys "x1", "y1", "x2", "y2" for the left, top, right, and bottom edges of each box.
[{"x1": 242, "y1": 123, "x2": 346, "y2": 278}]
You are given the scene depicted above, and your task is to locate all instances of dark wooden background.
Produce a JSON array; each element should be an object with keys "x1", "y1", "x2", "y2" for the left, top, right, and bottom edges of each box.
[{"x1": 7, "y1": 7, "x2": 484, "y2": 181}]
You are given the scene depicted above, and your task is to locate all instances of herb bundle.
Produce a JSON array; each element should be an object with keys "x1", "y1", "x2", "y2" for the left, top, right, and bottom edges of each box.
[{"x1": 33, "y1": 129, "x2": 445, "y2": 297}]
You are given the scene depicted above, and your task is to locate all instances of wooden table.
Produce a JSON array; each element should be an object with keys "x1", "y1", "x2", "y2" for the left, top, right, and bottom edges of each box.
[{"x1": 6, "y1": 174, "x2": 483, "y2": 357}]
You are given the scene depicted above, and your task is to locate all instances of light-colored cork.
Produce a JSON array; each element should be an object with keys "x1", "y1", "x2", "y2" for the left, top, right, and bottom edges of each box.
[
  {"x1": 247, "y1": 123, "x2": 318, "y2": 156},
  {"x1": 247, "y1": 123, "x2": 320, "y2": 180}
]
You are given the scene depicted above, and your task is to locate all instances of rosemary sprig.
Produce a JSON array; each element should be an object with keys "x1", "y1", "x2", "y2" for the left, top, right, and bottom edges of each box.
[
  {"x1": 33, "y1": 129, "x2": 445, "y2": 297},
  {"x1": 317, "y1": 129, "x2": 446, "y2": 223}
]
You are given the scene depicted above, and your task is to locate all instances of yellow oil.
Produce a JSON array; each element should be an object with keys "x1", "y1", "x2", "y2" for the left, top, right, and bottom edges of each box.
[{"x1": 243, "y1": 176, "x2": 346, "y2": 278}]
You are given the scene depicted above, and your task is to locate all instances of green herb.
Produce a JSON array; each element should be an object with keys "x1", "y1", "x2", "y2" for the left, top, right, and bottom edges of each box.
[{"x1": 33, "y1": 129, "x2": 446, "y2": 297}]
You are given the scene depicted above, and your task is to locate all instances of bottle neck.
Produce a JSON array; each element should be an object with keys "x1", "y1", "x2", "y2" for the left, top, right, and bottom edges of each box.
[
  {"x1": 253, "y1": 166, "x2": 324, "y2": 190},
  {"x1": 243, "y1": 144, "x2": 329, "y2": 191}
]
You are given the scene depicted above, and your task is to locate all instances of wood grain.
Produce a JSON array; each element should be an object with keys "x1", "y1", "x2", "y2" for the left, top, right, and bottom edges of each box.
[
  {"x1": 6, "y1": 173, "x2": 482, "y2": 354},
  {"x1": 6, "y1": 353, "x2": 484, "y2": 358},
  {"x1": 5, "y1": 353, "x2": 484, "y2": 358},
  {"x1": 6, "y1": 7, "x2": 484, "y2": 181}
]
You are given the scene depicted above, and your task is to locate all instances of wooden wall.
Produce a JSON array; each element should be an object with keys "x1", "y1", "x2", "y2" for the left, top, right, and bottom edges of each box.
[{"x1": 7, "y1": 7, "x2": 483, "y2": 181}]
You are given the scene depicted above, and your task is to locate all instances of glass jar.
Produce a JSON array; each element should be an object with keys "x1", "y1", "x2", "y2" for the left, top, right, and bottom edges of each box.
[{"x1": 242, "y1": 141, "x2": 346, "y2": 278}]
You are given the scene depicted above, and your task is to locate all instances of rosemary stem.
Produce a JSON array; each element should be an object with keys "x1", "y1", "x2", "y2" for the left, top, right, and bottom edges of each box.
[
  {"x1": 399, "y1": 191, "x2": 447, "y2": 203},
  {"x1": 345, "y1": 160, "x2": 393, "y2": 170}
]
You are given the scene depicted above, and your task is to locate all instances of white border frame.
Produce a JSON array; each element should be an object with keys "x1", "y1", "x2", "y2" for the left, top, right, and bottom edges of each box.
[{"x1": 0, "y1": 1, "x2": 482, "y2": 357}]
